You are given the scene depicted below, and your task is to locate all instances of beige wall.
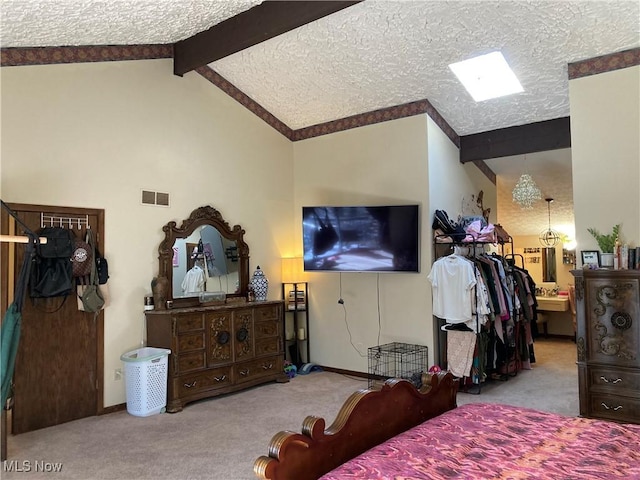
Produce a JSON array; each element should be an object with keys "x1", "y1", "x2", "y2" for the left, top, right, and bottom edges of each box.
[
  {"x1": 510, "y1": 235, "x2": 575, "y2": 289},
  {"x1": 1, "y1": 59, "x2": 294, "y2": 407},
  {"x1": 427, "y1": 117, "x2": 497, "y2": 228},
  {"x1": 1, "y1": 57, "x2": 501, "y2": 405},
  {"x1": 570, "y1": 65, "x2": 640, "y2": 257},
  {"x1": 510, "y1": 235, "x2": 575, "y2": 336},
  {"x1": 292, "y1": 116, "x2": 431, "y2": 372},
  {"x1": 292, "y1": 115, "x2": 496, "y2": 371}
]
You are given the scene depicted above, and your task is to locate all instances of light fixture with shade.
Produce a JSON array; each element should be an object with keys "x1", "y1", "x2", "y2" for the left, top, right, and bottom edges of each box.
[
  {"x1": 281, "y1": 257, "x2": 309, "y2": 361},
  {"x1": 539, "y1": 198, "x2": 560, "y2": 247},
  {"x1": 281, "y1": 257, "x2": 305, "y2": 283}
]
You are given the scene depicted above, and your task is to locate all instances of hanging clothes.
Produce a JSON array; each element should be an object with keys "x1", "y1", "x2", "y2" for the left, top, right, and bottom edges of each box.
[
  {"x1": 446, "y1": 330, "x2": 477, "y2": 377},
  {"x1": 473, "y1": 267, "x2": 492, "y2": 331},
  {"x1": 427, "y1": 254, "x2": 476, "y2": 325},
  {"x1": 182, "y1": 264, "x2": 206, "y2": 294},
  {"x1": 1, "y1": 200, "x2": 37, "y2": 407}
]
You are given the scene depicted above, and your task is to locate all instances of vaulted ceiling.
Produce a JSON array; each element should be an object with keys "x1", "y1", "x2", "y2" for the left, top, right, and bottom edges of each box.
[{"x1": 2, "y1": 0, "x2": 639, "y2": 236}]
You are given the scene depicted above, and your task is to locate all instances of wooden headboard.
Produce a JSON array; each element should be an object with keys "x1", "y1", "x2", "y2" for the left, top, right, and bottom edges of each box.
[{"x1": 254, "y1": 372, "x2": 459, "y2": 480}]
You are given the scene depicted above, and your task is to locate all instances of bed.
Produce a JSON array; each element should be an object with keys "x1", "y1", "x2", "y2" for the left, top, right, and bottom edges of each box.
[{"x1": 253, "y1": 372, "x2": 640, "y2": 480}]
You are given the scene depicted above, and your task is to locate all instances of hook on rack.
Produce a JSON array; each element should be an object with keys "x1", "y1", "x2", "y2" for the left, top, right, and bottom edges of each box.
[{"x1": 41, "y1": 213, "x2": 89, "y2": 230}]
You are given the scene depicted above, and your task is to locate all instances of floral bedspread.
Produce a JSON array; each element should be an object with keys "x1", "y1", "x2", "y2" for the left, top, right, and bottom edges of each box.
[{"x1": 320, "y1": 403, "x2": 640, "y2": 479}]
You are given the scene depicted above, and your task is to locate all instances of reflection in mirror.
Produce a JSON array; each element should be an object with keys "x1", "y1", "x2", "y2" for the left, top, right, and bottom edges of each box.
[
  {"x1": 157, "y1": 205, "x2": 249, "y2": 307},
  {"x1": 172, "y1": 226, "x2": 240, "y2": 298},
  {"x1": 542, "y1": 247, "x2": 557, "y2": 282}
]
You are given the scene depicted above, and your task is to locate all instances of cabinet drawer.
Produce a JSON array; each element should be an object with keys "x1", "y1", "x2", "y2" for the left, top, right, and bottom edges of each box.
[
  {"x1": 177, "y1": 366, "x2": 232, "y2": 397},
  {"x1": 177, "y1": 332, "x2": 205, "y2": 353},
  {"x1": 255, "y1": 319, "x2": 279, "y2": 339},
  {"x1": 175, "y1": 314, "x2": 204, "y2": 333},
  {"x1": 176, "y1": 351, "x2": 206, "y2": 373},
  {"x1": 254, "y1": 304, "x2": 280, "y2": 322},
  {"x1": 235, "y1": 356, "x2": 282, "y2": 384},
  {"x1": 256, "y1": 337, "x2": 280, "y2": 357},
  {"x1": 589, "y1": 367, "x2": 640, "y2": 395},
  {"x1": 588, "y1": 393, "x2": 640, "y2": 423}
]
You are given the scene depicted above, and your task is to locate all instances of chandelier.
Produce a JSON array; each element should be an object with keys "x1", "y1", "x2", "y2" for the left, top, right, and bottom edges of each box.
[
  {"x1": 512, "y1": 173, "x2": 542, "y2": 209},
  {"x1": 539, "y1": 198, "x2": 560, "y2": 247}
]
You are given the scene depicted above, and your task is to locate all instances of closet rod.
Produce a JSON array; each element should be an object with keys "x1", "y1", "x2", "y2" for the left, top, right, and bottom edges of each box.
[
  {"x1": 0, "y1": 234, "x2": 47, "y2": 244},
  {"x1": 1, "y1": 199, "x2": 42, "y2": 244}
]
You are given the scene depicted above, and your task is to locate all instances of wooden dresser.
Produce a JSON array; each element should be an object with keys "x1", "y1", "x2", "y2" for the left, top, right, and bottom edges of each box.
[
  {"x1": 572, "y1": 269, "x2": 640, "y2": 424},
  {"x1": 146, "y1": 300, "x2": 286, "y2": 412}
]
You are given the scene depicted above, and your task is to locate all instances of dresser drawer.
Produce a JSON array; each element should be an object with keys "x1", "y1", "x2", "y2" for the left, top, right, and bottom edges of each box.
[
  {"x1": 177, "y1": 366, "x2": 232, "y2": 397},
  {"x1": 588, "y1": 393, "x2": 640, "y2": 423},
  {"x1": 148, "y1": 301, "x2": 286, "y2": 412},
  {"x1": 235, "y1": 355, "x2": 282, "y2": 384},
  {"x1": 255, "y1": 319, "x2": 280, "y2": 339},
  {"x1": 256, "y1": 337, "x2": 280, "y2": 357},
  {"x1": 589, "y1": 367, "x2": 640, "y2": 395},
  {"x1": 254, "y1": 304, "x2": 280, "y2": 322},
  {"x1": 175, "y1": 314, "x2": 204, "y2": 333},
  {"x1": 177, "y1": 332, "x2": 205, "y2": 353},
  {"x1": 175, "y1": 351, "x2": 206, "y2": 374}
]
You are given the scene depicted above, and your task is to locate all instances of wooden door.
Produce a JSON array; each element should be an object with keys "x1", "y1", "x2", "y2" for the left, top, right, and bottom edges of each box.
[{"x1": 1, "y1": 203, "x2": 104, "y2": 434}]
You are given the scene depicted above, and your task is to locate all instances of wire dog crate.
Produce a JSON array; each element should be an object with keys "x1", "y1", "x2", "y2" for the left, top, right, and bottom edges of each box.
[{"x1": 368, "y1": 342, "x2": 428, "y2": 389}]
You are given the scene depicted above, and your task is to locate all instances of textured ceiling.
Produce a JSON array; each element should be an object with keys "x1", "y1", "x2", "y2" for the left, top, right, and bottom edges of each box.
[
  {"x1": 2, "y1": 1, "x2": 637, "y2": 136},
  {"x1": 1, "y1": 0, "x2": 638, "y2": 238},
  {"x1": 0, "y1": 0, "x2": 263, "y2": 46},
  {"x1": 211, "y1": 0, "x2": 639, "y2": 134},
  {"x1": 485, "y1": 149, "x2": 575, "y2": 238}
]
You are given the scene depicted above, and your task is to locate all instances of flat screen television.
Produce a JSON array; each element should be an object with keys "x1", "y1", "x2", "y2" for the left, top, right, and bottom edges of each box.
[{"x1": 302, "y1": 205, "x2": 420, "y2": 272}]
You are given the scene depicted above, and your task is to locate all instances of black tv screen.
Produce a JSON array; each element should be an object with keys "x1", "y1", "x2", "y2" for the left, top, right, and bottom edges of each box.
[{"x1": 302, "y1": 205, "x2": 420, "y2": 272}]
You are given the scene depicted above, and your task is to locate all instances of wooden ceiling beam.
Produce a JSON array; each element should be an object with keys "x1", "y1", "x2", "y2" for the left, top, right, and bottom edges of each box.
[
  {"x1": 459, "y1": 117, "x2": 571, "y2": 163},
  {"x1": 174, "y1": 1, "x2": 362, "y2": 76}
]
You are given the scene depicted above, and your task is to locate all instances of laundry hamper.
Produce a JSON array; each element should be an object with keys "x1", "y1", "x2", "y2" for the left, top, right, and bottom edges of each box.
[{"x1": 120, "y1": 347, "x2": 171, "y2": 417}]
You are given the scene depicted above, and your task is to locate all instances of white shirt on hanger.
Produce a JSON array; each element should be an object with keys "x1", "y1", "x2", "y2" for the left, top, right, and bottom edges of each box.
[
  {"x1": 182, "y1": 265, "x2": 206, "y2": 294},
  {"x1": 427, "y1": 254, "x2": 476, "y2": 322}
]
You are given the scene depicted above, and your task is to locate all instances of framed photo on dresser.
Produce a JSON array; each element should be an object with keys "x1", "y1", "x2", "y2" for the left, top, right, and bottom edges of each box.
[{"x1": 581, "y1": 250, "x2": 600, "y2": 267}]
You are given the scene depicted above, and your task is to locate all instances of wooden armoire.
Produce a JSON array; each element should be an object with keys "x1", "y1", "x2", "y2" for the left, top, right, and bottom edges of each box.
[{"x1": 572, "y1": 269, "x2": 640, "y2": 424}]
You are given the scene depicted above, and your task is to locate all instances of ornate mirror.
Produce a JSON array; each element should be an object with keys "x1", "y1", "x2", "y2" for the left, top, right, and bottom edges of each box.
[{"x1": 158, "y1": 206, "x2": 249, "y2": 304}]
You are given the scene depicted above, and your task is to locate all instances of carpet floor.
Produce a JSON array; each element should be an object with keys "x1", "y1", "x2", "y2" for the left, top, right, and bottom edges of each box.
[{"x1": 3, "y1": 338, "x2": 577, "y2": 480}]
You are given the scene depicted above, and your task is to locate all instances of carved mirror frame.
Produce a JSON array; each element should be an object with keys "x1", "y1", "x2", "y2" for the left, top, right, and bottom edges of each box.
[{"x1": 158, "y1": 205, "x2": 249, "y2": 302}]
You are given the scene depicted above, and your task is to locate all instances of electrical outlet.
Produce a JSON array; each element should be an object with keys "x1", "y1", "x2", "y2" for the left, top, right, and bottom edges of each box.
[{"x1": 114, "y1": 368, "x2": 123, "y2": 381}]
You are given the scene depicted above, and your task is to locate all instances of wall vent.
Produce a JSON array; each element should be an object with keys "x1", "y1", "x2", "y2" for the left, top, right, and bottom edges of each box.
[{"x1": 141, "y1": 190, "x2": 170, "y2": 207}]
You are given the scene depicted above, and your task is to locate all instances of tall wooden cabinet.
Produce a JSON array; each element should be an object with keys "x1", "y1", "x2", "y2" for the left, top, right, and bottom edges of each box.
[
  {"x1": 572, "y1": 269, "x2": 640, "y2": 424},
  {"x1": 146, "y1": 300, "x2": 286, "y2": 412}
]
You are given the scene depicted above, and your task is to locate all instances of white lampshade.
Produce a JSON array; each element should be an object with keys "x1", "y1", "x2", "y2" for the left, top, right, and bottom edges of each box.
[{"x1": 281, "y1": 257, "x2": 305, "y2": 283}]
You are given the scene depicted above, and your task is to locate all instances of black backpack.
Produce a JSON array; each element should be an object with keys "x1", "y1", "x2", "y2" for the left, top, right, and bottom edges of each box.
[
  {"x1": 29, "y1": 227, "x2": 75, "y2": 298},
  {"x1": 432, "y1": 210, "x2": 466, "y2": 241}
]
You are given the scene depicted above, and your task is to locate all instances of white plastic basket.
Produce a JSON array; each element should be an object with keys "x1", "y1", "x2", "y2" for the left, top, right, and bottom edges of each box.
[{"x1": 120, "y1": 347, "x2": 171, "y2": 417}]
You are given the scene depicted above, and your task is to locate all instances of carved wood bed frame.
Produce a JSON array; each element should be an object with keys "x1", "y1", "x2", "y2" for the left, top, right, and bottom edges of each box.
[{"x1": 253, "y1": 372, "x2": 459, "y2": 480}]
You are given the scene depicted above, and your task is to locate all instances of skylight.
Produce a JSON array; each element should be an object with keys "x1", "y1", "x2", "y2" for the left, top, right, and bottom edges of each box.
[{"x1": 449, "y1": 51, "x2": 523, "y2": 102}]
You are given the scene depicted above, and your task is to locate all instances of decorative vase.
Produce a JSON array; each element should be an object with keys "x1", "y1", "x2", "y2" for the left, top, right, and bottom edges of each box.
[
  {"x1": 151, "y1": 275, "x2": 170, "y2": 310},
  {"x1": 600, "y1": 253, "x2": 614, "y2": 268},
  {"x1": 251, "y1": 266, "x2": 269, "y2": 301}
]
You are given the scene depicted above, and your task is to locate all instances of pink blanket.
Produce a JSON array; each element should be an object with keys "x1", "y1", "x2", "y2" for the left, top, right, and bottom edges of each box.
[{"x1": 320, "y1": 403, "x2": 640, "y2": 479}]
